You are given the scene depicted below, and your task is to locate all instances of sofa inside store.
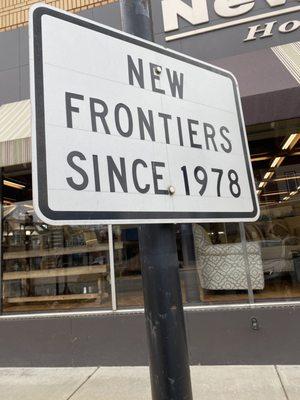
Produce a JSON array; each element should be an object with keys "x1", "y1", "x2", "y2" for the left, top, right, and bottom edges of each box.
[{"x1": 1, "y1": 118, "x2": 300, "y2": 314}]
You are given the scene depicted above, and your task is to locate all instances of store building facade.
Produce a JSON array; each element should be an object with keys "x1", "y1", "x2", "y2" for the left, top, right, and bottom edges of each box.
[{"x1": 0, "y1": 0, "x2": 300, "y2": 366}]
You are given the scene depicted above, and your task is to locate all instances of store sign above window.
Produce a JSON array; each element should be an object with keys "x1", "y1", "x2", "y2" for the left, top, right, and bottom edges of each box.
[
  {"x1": 156, "y1": 0, "x2": 300, "y2": 60},
  {"x1": 29, "y1": 5, "x2": 259, "y2": 225},
  {"x1": 163, "y1": 0, "x2": 300, "y2": 41}
]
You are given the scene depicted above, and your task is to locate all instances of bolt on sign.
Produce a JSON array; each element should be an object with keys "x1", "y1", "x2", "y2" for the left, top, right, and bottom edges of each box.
[{"x1": 29, "y1": 4, "x2": 259, "y2": 225}]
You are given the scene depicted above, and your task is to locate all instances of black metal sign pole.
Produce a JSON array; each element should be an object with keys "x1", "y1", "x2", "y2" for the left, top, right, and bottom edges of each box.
[
  {"x1": 138, "y1": 224, "x2": 193, "y2": 400},
  {"x1": 120, "y1": 2, "x2": 193, "y2": 399}
]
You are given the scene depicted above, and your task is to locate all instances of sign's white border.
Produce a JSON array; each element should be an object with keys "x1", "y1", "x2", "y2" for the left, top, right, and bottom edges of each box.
[{"x1": 29, "y1": 4, "x2": 259, "y2": 225}]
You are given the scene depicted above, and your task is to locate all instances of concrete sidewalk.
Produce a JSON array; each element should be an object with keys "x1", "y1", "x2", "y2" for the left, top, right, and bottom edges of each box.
[{"x1": 0, "y1": 365, "x2": 299, "y2": 400}]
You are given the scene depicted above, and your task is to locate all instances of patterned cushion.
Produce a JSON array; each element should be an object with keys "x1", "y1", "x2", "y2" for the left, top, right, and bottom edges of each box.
[{"x1": 192, "y1": 224, "x2": 211, "y2": 248}]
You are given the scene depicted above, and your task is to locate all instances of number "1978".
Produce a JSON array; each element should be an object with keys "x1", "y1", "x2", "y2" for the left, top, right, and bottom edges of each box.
[{"x1": 181, "y1": 166, "x2": 241, "y2": 198}]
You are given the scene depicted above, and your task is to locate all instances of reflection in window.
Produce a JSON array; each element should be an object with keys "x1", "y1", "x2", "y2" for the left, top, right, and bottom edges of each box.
[
  {"x1": 2, "y1": 166, "x2": 112, "y2": 313},
  {"x1": 1, "y1": 119, "x2": 299, "y2": 313},
  {"x1": 182, "y1": 119, "x2": 300, "y2": 305},
  {"x1": 247, "y1": 121, "x2": 300, "y2": 302}
]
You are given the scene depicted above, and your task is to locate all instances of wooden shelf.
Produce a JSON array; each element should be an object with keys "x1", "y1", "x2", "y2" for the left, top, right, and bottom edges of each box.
[
  {"x1": 3, "y1": 265, "x2": 108, "y2": 281},
  {"x1": 3, "y1": 242, "x2": 123, "y2": 260},
  {"x1": 5, "y1": 293, "x2": 101, "y2": 304}
]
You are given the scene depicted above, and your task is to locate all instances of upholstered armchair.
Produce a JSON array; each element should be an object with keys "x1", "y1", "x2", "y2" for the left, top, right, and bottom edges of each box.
[{"x1": 193, "y1": 225, "x2": 265, "y2": 290}]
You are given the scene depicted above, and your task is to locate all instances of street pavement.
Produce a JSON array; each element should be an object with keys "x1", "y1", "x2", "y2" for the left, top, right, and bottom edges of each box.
[{"x1": 0, "y1": 365, "x2": 299, "y2": 400}]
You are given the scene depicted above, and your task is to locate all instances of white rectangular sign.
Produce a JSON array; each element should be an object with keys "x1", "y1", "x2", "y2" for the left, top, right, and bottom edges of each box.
[{"x1": 30, "y1": 5, "x2": 259, "y2": 225}]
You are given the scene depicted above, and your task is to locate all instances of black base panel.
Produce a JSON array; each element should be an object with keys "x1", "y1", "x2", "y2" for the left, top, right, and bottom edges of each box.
[{"x1": 0, "y1": 306, "x2": 300, "y2": 367}]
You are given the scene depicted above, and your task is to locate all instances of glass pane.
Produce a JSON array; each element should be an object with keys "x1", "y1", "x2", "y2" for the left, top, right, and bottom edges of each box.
[
  {"x1": 179, "y1": 223, "x2": 252, "y2": 305},
  {"x1": 2, "y1": 165, "x2": 112, "y2": 313},
  {"x1": 113, "y1": 222, "x2": 253, "y2": 308},
  {"x1": 248, "y1": 119, "x2": 300, "y2": 302},
  {"x1": 113, "y1": 226, "x2": 144, "y2": 309}
]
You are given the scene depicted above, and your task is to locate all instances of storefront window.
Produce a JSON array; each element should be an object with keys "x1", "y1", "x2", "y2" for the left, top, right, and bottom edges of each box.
[
  {"x1": 113, "y1": 222, "x2": 254, "y2": 308},
  {"x1": 181, "y1": 119, "x2": 300, "y2": 305},
  {"x1": 247, "y1": 119, "x2": 300, "y2": 302},
  {"x1": 2, "y1": 164, "x2": 112, "y2": 313},
  {"x1": 1, "y1": 119, "x2": 299, "y2": 314}
]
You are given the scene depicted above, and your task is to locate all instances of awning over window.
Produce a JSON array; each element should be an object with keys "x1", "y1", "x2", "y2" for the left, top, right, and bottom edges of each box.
[
  {"x1": 0, "y1": 100, "x2": 31, "y2": 167},
  {"x1": 214, "y1": 41, "x2": 300, "y2": 126},
  {"x1": 272, "y1": 42, "x2": 300, "y2": 85}
]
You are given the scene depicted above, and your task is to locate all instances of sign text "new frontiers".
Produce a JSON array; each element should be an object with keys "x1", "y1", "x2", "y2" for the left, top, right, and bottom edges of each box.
[{"x1": 65, "y1": 55, "x2": 235, "y2": 198}]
